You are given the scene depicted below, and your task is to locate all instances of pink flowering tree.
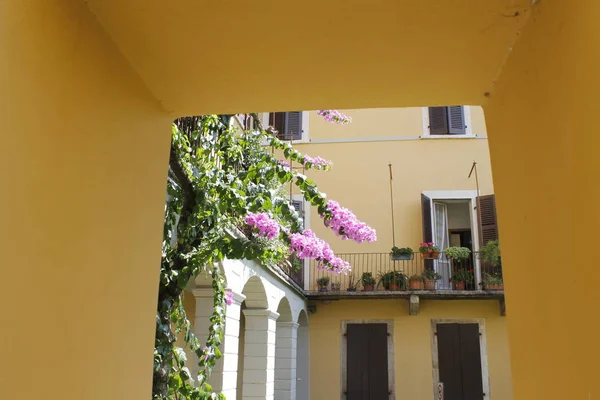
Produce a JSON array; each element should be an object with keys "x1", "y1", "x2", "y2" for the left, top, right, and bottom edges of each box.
[{"x1": 158, "y1": 114, "x2": 375, "y2": 399}]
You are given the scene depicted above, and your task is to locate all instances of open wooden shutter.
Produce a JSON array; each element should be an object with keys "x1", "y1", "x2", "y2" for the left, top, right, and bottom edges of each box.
[
  {"x1": 477, "y1": 194, "x2": 499, "y2": 246},
  {"x1": 448, "y1": 106, "x2": 466, "y2": 134},
  {"x1": 429, "y1": 107, "x2": 449, "y2": 135},
  {"x1": 270, "y1": 112, "x2": 287, "y2": 139},
  {"x1": 421, "y1": 194, "x2": 434, "y2": 270},
  {"x1": 285, "y1": 112, "x2": 303, "y2": 140}
]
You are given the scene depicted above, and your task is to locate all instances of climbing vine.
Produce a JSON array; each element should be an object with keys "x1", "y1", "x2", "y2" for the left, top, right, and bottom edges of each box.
[{"x1": 154, "y1": 113, "x2": 374, "y2": 399}]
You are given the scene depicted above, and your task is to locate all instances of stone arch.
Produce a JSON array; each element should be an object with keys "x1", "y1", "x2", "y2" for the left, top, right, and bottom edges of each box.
[
  {"x1": 296, "y1": 309, "x2": 310, "y2": 400},
  {"x1": 276, "y1": 296, "x2": 293, "y2": 322},
  {"x1": 296, "y1": 308, "x2": 309, "y2": 326},
  {"x1": 193, "y1": 262, "x2": 227, "y2": 288},
  {"x1": 241, "y1": 275, "x2": 268, "y2": 309}
]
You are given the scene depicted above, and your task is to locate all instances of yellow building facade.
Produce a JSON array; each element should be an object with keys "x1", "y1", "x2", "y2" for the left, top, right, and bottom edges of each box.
[
  {"x1": 269, "y1": 107, "x2": 510, "y2": 399},
  {"x1": 2, "y1": 1, "x2": 599, "y2": 399}
]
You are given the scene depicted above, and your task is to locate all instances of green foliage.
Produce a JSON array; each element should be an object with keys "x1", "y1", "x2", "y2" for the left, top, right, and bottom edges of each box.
[
  {"x1": 360, "y1": 272, "x2": 377, "y2": 287},
  {"x1": 451, "y1": 269, "x2": 474, "y2": 282},
  {"x1": 421, "y1": 269, "x2": 442, "y2": 281},
  {"x1": 377, "y1": 271, "x2": 407, "y2": 289},
  {"x1": 316, "y1": 277, "x2": 330, "y2": 287},
  {"x1": 155, "y1": 114, "x2": 338, "y2": 399},
  {"x1": 444, "y1": 246, "x2": 471, "y2": 262},
  {"x1": 391, "y1": 246, "x2": 413, "y2": 256},
  {"x1": 480, "y1": 240, "x2": 501, "y2": 267},
  {"x1": 408, "y1": 274, "x2": 423, "y2": 282},
  {"x1": 483, "y1": 272, "x2": 503, "y2": 285}
]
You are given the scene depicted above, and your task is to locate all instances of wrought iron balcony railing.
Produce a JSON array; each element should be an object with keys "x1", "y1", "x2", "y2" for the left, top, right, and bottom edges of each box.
[{"x1": 305, "y1": 252, "x2": 503, "y2": 294}]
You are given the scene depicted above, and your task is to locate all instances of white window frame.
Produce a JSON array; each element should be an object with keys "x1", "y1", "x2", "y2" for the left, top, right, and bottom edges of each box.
[
  {"x1": 422, "y1": 190, "x2": 482, "y2": 287},
  {"x1": 261, "y1": 112, "x2": 310, "y2": 144},
  {"x1": 430, "y1": 318, "x2": 492, "y2": 399},
  {"x1": 421, "y1": 106, "x2": 475, "y2": 138},
  {"x1": 292, "y1": 194, "x2": 311, "y2": 290},
  {"x1": 340, "y1": 319, "x2": 395, "y2": 400}
]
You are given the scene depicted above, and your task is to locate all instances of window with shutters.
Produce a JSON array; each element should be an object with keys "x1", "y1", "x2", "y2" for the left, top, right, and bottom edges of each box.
[
  {"x1": 266, "y1": 112, "x2": 309, "y2": 142},
  {"x1": 422, "y1": 106, "x2": 473, "y2": 137}
]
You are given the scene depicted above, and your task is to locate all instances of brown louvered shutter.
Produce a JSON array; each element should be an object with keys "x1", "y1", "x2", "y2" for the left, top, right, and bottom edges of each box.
[
  {"x1": 285, "y1": 112, "x2": 303, "y2": 140},
  {"x1": 477, "y1": 194, "x2": 499, "y2": 246},
  {"x1": 448, "y1": 106, "x2": 466, "y2": 134},
  {"x1": 458, "y1": 324, "x2": 484, "y2": 400},
  {"x1": 429, "y1": 107, "x2": 449, "y2": 134},
  {"x1": 421, "y1": 194, "x2": 434, "y2": 270}
]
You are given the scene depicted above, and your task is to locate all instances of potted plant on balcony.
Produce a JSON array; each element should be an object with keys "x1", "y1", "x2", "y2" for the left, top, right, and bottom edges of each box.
[
  {"x1": 391, "y1": 246, "x2": 413, "y2": 261},
  {"x1": 451, "y1": 269, "x2": 474, "y2": 290},
  {"x1": 361, "y1": 272, "x2": 377, "y2": 291},
  {"x1": 444, "y1": 246, "x2": 471, "y2": 263},
  {"x1": 408, "y1": 274, "x2": 424, "y2": 290},
  {"x1": 378, "y1": 271, "x2": 407, "y2": 291},
  {"x1": 330, "y1": 281, "x2": 341, "y2": 292},
  {"x1": 480, "y1": 240, "x2": 501, "y2": 267},
  {"x1": 419, "y1": 242, "x2": 440, "y2": 259},
  {"x1": 316, "y1": 277, "x2": 330, "y2": 292},
  {"x1": 421, "y1": 269, "x2": 442, "y2": 290},
  {"x1": 346, "y1": 275, "x2": 357, "y2": 292},
  {"x1": 482, "y1": 272, "x2": 504, "y2": 290}
]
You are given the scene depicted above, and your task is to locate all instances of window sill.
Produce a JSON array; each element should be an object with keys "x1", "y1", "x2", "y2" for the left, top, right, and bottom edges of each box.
[{"x1": 420, "y1": 134, "x2": 479, "y2": 139}]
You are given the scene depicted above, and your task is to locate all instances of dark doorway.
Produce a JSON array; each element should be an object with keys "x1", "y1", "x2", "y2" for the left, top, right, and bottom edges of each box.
[
  {"x1": 346, "y1": 323, "x2": 389, "y2": 400},
  {"x1": 436, "y1": 323, "x2": 484, "y2": 400}
]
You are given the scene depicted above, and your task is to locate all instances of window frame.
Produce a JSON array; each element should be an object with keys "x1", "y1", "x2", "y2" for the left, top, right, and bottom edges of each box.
[
  {"x1": 421, "y1": 106, "x2": 475, "y2": 138},
  {"x1": 261, "y1": 112, "x2": 310, "y2": 143}
]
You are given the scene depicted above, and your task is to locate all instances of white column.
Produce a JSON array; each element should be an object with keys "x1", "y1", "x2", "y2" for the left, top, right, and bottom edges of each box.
[
  {"x1": 242, "y1": 309, "x2": 280, "y2": 400},
  {"x1": 192, "y1": 288, "x2": 246, "y2": 399},
  {"x1": 275, "y1": 322, "x2": 299, "y2": 400}
]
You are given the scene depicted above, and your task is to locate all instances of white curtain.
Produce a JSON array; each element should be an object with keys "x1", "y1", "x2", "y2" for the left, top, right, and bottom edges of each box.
[{"x1": 433, "y1": 203, "x2": 451, "y2": 289}]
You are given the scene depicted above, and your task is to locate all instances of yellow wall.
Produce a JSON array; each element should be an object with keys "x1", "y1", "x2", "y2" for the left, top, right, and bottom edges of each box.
[
  {"x1": 0, "y1": 1, "x2": 171, "y2": 398},
  {"x1": 288, "y1": 107, "x2": 493, "y2": 254},
  {"x1": 309, "y1": 300, "x2": 512, "y2": 400},
  {"x1": 484, "y1": 1, "x2": 600, "y2": 399}
]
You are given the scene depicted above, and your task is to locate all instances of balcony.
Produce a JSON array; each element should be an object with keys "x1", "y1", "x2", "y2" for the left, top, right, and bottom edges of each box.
[{"x1": 304, "y1": 252, "x2": 505, "y2": 315}]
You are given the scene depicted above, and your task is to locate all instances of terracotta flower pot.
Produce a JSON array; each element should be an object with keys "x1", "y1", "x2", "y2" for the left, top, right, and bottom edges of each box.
[
  {"x1": 362, "y1": 285, "x2": 374, "y2": 291},
  {"x1": 485, "y1": 284, "x2": 504, "y2": 291},
  {"x1": 421, "y1": 251, "x2": 440, "y2": 259},
  {"x1": 409, "y1": 280, "x2": 423, "y2": 290},
  {"x1": 424, "y1": 279, "x2": 436, "y2": 290},
  {"x1": 387, "y1": 282, "x2": 400, "y2": 291},
  {"x1": 453, "y1": 281, "x2": 466, "y2": 290}
]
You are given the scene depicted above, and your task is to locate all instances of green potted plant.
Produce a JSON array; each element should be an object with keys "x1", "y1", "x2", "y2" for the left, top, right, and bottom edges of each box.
[
  {"x1": 408, "y1": 274, "x2": 424, "y2": 290},
  {"x1": 421, "y1": 269, "x2": 442, "y2": 290},
  {"x1": 330, "y1": 281, "x2": 341, "y2": 291},
  {"x1": 482, "y1": 272, "x2": 504, "y2": 290},
  {"x1": 391, "y1": 246, "x2": 413, "y2": 261},
  {"x1": 444, "y1": 246, "x2": 471, "y2": 263},
  {"x1": 361, "y1": 272, "x2": 377, "y2": 291},
  {"x1": 451, "y1": 269, "x2": 474, "y2": 290},
  {"x1": 316, "y1": 276, "x2": 330, "y2": 292},
  {"x1": 480, "y1": 240, "x2": 501, "y2": 267},
  {"x1": 419, "y1": 242, "x2": 440, "y2": 259},
  {"x1": 346, "y1": 275, "x2": 357, "y2": 292},
  {"x1": 378, "y1": 271, "x2": 407, "y2": 291}
]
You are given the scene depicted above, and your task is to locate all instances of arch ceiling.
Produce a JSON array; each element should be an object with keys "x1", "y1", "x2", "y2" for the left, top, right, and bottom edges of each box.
[{"x1": 86, "y1": 0, "x2": 532, "y2": 115}]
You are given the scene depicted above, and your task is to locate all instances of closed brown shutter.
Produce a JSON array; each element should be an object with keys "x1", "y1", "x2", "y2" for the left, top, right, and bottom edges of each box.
[
  {"x1": 429, "y1": 107, "x2": 448, "y2": 134},
  {"x1": 448, "y1": 106, "x2": 466, "y2": 134},
  {"x1": 437, "y1": 324, "x2": 464, "y2": 400},
  {"x1": 270, "y1": 112, "x2": 287, "y2": 138},
  {"x1": 459, "y1": 324, "x2": 484, "y2": 400},
  {"x1": 421, "y1": 194, "x2": 434, "y2": 270},
  {"x1": 346, "y1": 324, "x2": 389, "y2": 400},
  {"x1": 477, "y1": 194, "x2": 499, "y2": 245}
]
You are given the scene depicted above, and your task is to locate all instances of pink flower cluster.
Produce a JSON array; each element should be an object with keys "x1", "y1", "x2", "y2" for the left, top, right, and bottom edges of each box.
[
  {"x1": 225, "y1": 289, "x2": 234, "y2": 306},
  {"x1": 289, "y1": 229, "x2": 350, "y2": 274},
  {"x1": 244, "y1": 212, "x2": 281, "y2": 240},
  {"x1": 317, "y1": 110, "x2": 352, "y2": 124},
  {"x1": 323, "y1": 200, "x2": 377, "y2": 243},
  {"x1": 303, "y1": 154, "x2": 331, "y2": 169},
  {"x1": 278, "y1": 159, "x2": 290, "y2": 169}
]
